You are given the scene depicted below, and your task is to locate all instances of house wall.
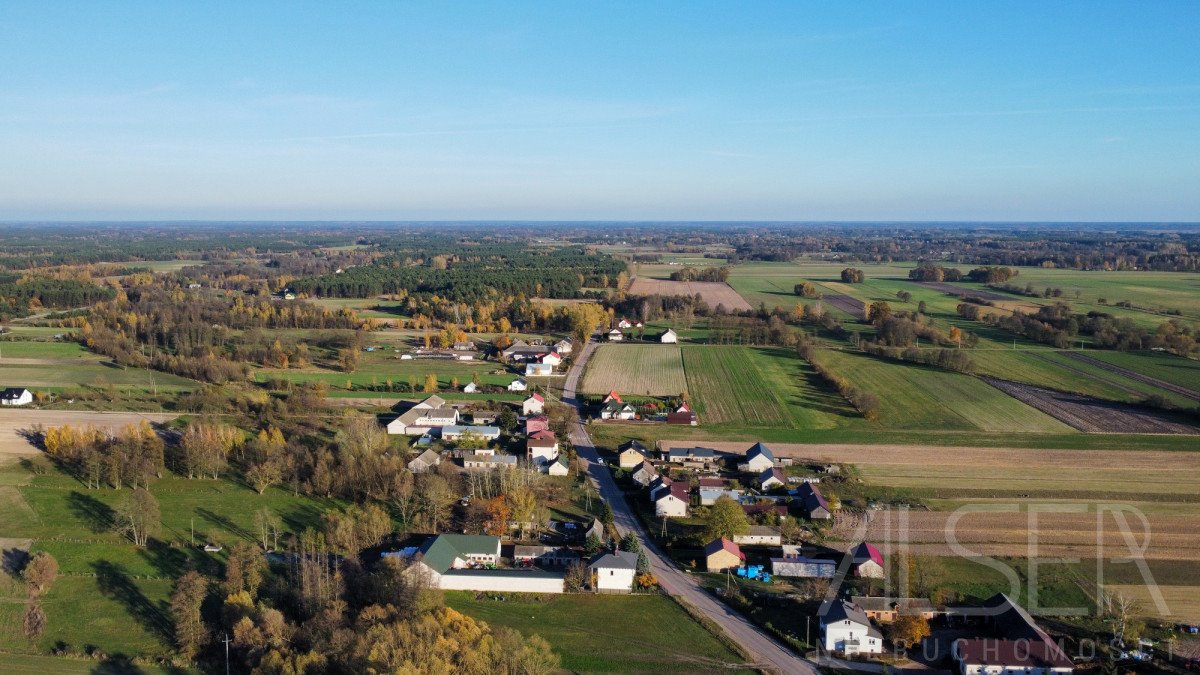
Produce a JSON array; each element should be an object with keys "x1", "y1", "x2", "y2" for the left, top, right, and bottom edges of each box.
[
  {"x1": 734, "y1": 533, "x2": 782, "y2": 546},
  {"x1": 706, "y1": 550, "x2": 741, "y2": 572},
  {"x1": 855, "y1": 561, "x2": 885, "y2": 579},
  {"x1": 439, "y1": 573, "x2": 564, "y2": 594},
  {"x1": 594, "y1": 567, "x2": 635, "y2": 593},
  {"x1": 822, "y1": 621, "x2": 882, "y2": 654},
  {"x1": 655, "y1": 496, "x2": 687, "y2": 517}
]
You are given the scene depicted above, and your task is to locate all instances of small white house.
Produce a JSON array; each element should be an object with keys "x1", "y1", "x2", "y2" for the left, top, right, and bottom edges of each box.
[
  {"x1": 0, "y1": 388, "x2": 33, "y2": 406},
  {"x1": 820, "y1": 600, "x2": 883, "y2": 655},
  {"x1": 660, "y1": 329, "x2": 678, "y2": 344},
  {"x1": 546, "y1": 455, "x2": 570, "y2": 476},
  {"x1": 607, "y1": 329, "x2": 623, "y2": 342},
  {"x1": 589, "y1": 550, "x2": 638, "y2": 593},
  {"x1": 462, "y1": 382, "x2": 480, "y2": 393},
  {"x1": 540, "y1": 352, "x2": 563, "y2": 367},
  {"x1": 733, "y1": 526, "x2": 782, "y2": 546},
  {"x1": 654, "y1": 485, "x2": 689, "y2": 518},
  {"x1": 507, "y1": 378, "x2": 528, "y2": 392},
  {"x1": 522, "y1": 393, "x2": 545, "y2": 416},
  {"x1": 525, "y1": 362, "x2": 553, "y2": 377},
  {"x1": 738, "y1": 442, "x2": 776, "y2": 474},
  {"x1": 554, "y1": 339, "x2": 573, "y2": 355}
]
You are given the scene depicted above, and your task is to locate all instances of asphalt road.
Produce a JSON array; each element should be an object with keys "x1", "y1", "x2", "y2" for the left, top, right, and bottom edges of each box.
[{"x1": 562, "y1": 339, "x2": 819, "y2": 675}]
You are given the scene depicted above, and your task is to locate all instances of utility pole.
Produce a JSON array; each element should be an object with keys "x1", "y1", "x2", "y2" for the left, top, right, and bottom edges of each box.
[{"x1": 222, "y1": 633, "x2": 232, "y2": 675}]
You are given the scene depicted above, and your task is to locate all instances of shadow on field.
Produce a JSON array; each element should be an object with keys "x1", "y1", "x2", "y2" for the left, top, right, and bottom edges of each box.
[
  {"x1": 140, "y1": 538, "x2": 217, "y2": 578},
  {"x1": 91, "y1": 559, "x2": 172, "y2": 643},
  {"x1": 2, "y1": 546, "x2": 30, "y2": 576},
  {"x1": 68, "y1": 491, "x2": 115, "y2": 533},
  {"x1": 196, "y1": 507, "x2": 251, "y2": 540}
]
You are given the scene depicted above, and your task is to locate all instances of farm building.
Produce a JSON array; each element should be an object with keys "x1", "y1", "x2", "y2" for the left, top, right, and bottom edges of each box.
[
  {"x1": 655, "y1": 483, "x2": 690, "y2": 517},
  {"x1": 589, "y1": 550, "x2": 638, "y2": 593},
  {"x1": 666, "y1": 409, "x2": 698, "y2": 425},
  {"x1": 554, "y1": 339, "x2": 573, "y2": 355},
  {"x1": 522, "y1": 393, "x2": 545, "y2": 415},
  {"x1": 525, "y1": 362, "x2": 554, "y2": 377},
  {"x1": 407, "y1": 448, "x2": 441, "y2": 474},
  {"x1": 631, "y1": 461, "x2": 658, "y2": 487},
  {"x1": 462, "y1": 453, "x2": 519, "y2": 471},
  {"x1": 540, "y1": 352, "x2": 563, "y2": 367},
  {"x1": 452, "y1": 341, "x2": 476, "y2": 351},
  {"x1": 386, "y1": 395, "x2": 459, "y2": 435},
  {"x1": 0, "y1": 388, "x2": 33, "y2": 406},
  {"x1": 797, "y1": 483, "x2": 832, "y2": 520},
  {"x1": 441, "y1": 425, "x2": 501, "y2": 442},
  {"x1": 738, "y1": 442, "x2": 776, "y2": 473},
  {"x1": 820, "y1": 599, "x2": 883, "y2": 655},
  {"x1": 665, "y1": 446, "x2": 718, "y2": 469},
  {"x1": 617, "y1": 439, "x2": 650, "y2": 468},
  {"x1": 507, "y1": 378, "x2": 528, "y2": 391},
  {"x1": 850, "y1": 596, "x2": 937, "y2": 622},
  {"x1": 501, "y1": 341, "x2": 552, "y2": 362},
  {"x1": 437, "y1": 568, "x2": 565, "y2": 593},
  {"x1": 513, "y1": 545, "x2": 580, "y2": 568},
  {"x1": 733, "y1": 525, "x2": 782, "y2": 546},
  {"x1": 524, "y1": 415, "x2": 550, "y2": 434},
  {"x1": 462, "y1": 382, "x2": 479, "y2": 393},
  {"x1": 704, "y1": 538, "x2": 745, "y2": 572},
  {"x1": 770, "y1": 555, "x2": 837, "y2": 578},
  {"x1": 952, "y1": 593, "x2": 1075, "y2": 675},
  {"x1": 546, "y1": 455, "x2": 569, "y2": 476},
  {"x1": 849, "y1": 543, "x2": 885, "y2": 578},
  {"x1": 758, "y1": 467, "x2": 786, "y2": 491},
  {"x1": 471, "y1": 410, "x2": 498, "y2": 425},
  {"x1": 659, "y1": 328, "x2": 678, "y2": 343},
  {"x1": 406, "y1": 534, "x2": 499, "y2": 575},
  {"x1": 699, "y1": 487, "x2": 743, "y2": 506}
]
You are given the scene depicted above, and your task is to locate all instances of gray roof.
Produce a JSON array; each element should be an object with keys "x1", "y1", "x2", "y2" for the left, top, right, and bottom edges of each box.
[
  {"x1": 588, "y1": 550, "x2": 638, "y2": 571},
  {"x1": 668, "y1": 446, "x2": 716, "y2": 460},
  {"x1": 746, "y1": 442, "x2": 775, "y2": 462},
  {"x1": 820, "y1": 600, "x2": 883, "y2": 638}
]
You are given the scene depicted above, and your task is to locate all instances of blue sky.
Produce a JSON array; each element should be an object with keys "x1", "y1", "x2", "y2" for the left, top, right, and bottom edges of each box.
[{"x1": 2, "y1": 1, "x2": 1198, "y2": 221}]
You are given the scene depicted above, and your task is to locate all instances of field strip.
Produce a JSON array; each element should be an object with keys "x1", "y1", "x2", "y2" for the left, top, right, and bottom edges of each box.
[
  {"x1": 983, "y1": 377, "x2": 1200, "y2": 434},
  {"x1": 0, "y1": 409, "x2": 179, "y2": 457},
  {"x1": 627, "y1": 277, "x2": 753, "y2": 312},
  {"x1": 1104, "y1": 585, "x2": 1200, "y2": 622},
  {"x1": 1062, "y1": 351, "x2": 1200, "y2": 402}
]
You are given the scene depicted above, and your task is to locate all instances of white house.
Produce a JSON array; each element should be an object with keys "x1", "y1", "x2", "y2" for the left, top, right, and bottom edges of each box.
[
  {"x1": 588, "y1": 550, "x2": 638, "y2": 593},
  {"x1": 404, "y1": 534, "x2": 563, "y2": 593},
  {"x1": 758, "y1": 467, "x2": 786, "y2": 491},
  {"x1": 540, "y1": 352, "x2": 563, "y2": 367},
  {"x1": 546, "y1": 455, "x2": 570, "y2": 476},
  {"x1": 849, "y1": 542, "x2": 885, "y2": 579},
  {"x1": 462, "y1": 382, "x2": 479, "y2": 393},
  {"x1": 507, "y1": 378, "x2": 528, "y2": 392},
  {"x1": 386, "y1": 396, "x2": 459, "y2": 435},
  {"x1": 820, "y1": 600, "x2": 883, "y2": 655},
  {"x1": 606, "y1": 329, "x2": 623, "y2": 342},
  {"x1": 0, "y1": 388, "x2": 33, "y2": 406},
  {"x1": 660, "y1": 329, "x2": 678, "y2": 344},
  {"x1": 553, "y1": 339, "x2": 573, "y2": 355},
  {"x1": 617, "y1": 318, "x2": 634, "y2": 329},
  {"x1": 525, "y1": 362, "x2": 553, "y2": 377},
  {"x1": 738, "y1": 442, "x2": 776, "y2": 473},
  {"x1": 600, "y1": 400, "x2": 637, "y2": 420},
  {"x1": 526, "y1": 431, "x2": 560, "y2": 465},
  {"x1": 655, "y1": 484, "x2": 690, "y2": 518},
  {"x1": 522, "y1": 393, "x2": 545, "y2": 415}
]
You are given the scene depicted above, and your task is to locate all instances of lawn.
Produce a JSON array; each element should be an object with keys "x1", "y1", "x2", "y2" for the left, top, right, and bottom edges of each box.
[
  {"x1": 809, "y1": 350, "x2": 1073, "y2": 433},
  {"x1": 445, "y1": 592, "x2": 753, "y2": 674},
  {"x1": 579, "y1": 344, "x2": 687, "y2": 396}
]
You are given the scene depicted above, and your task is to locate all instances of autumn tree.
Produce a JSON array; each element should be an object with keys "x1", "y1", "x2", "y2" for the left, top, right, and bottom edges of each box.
[
  {"x1": 423, "y1": 373, "x2": 438, "y2": 393},
  {"x1": 704, "y1": 496, "x2": 750, "y2": 541},
  {"x1": 115, "y1": 487, "x2": 160, "y2": 546},
  {"x1": 888, "y1": 615, "x2": 931, "y2": 649},
  {"x1": 179, "y1": 421, "x2": 240, "y2": 479},
  {"x1": 22, "y1": 552, "x2": 58, "y2": 597},
  {"x1": 254, "y1": 507, "x2": 283, "y2": 551},
  {"x1": 483, "y1": 495, "x2": 511, "y2": 536},
  {"x1": 170, "y1": 570, "x2": 209, "y2": 659},
  {"x1": 224, "y1": 541, "x2": 267, "y2": 598},
  {"x1": 22, "y1": 600, "x2": 45, "y2": 640},
  {"x1": 867, "y1": 301, "x2": 893, "y2": 325}
]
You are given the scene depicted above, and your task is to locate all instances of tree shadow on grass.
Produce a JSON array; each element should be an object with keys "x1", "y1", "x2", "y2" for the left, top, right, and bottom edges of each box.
[
  {"x1": 68, "y1": 490, "x2": 115, "y2": 533},
  {"x1": 282, "y1": 502, "x2": 325, "y2": 534},
  {"x1": 2, "y1": 546, "x2": 30, "y2": 576},
  {"x1": 139, "y1": 537, "x2": 217, "y2": 578},
  {"x1": 91, "y1": 559, "x2": 172, "y2": 644},
  {"x1": 196, "y1": 507, "x2": 251, "y2": 541}
]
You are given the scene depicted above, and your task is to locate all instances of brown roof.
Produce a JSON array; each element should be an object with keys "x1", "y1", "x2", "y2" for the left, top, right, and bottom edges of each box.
[
  {"x1": 704, "y1": 537, "x2": 746, "y2": 560},
  {"x1": 955, "y1": 638, "x2": 1074, "y2": 669}
]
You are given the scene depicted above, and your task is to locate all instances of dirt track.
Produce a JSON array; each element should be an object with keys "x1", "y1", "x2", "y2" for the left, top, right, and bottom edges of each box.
[
  {"x1": 915, "y1": 281, "x2": 1011, "y2": 302},
  {"x1": 1062, "y1": 351, "x2": 1200, "y2": 402},
  {"x1": 983, "y1": 377, "x2": 1200, "y2": 434},
  {"x1": 0, "y1": 409, "x2": 178, "y2": 458},
  {"x1": 627, "y1": 277, "x2": 753, "y2": 311},
  {"x1": 821, "y1": 293, "x2": 866, "y2": 320}
]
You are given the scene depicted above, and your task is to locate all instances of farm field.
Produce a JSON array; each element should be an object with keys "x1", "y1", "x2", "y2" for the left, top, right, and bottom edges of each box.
[
  {"x1": 0, "y1": 341, "x2": 101, "y2": 360},
  {"x1": 307, "y1": 295, "x2": 408, "y2": 318},
  {"x1": 0, "y1": 362, "x2": 196, "y2": 392},
  {"x1": 983, "y1": 378, "x2": 1200, "y2": 434},
  {"x1": 1061, "y1": 351, "x2": 1200, "y2": 402},
  {"x1": 1081, "y1": 350, "x2": 1200, "y2": 394},
  {"x1": 579, "y1": 344, "x2": 686, "y2": 396},
  {"x1": 0, "y1": 409, "x2": 178, "y2": 457},
  {"x1": 255, "y1": 352, "x2": 520, "y2": 391},
  {"x1": 626, "y1": 277, "x2": 752, "y2": 312},
  {"x1": 810, "y1": 350, "x2": 1073, "y2": 433},
  {"x1": 445, "y1": 592, "x2": 753, "y2": 674}
]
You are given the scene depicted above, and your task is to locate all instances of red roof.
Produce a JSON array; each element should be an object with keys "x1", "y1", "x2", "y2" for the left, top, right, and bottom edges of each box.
[
  {"x1": 604, "y1": 390, "x2": 623, "y2": 403},
  {"x1": 676, "y1": 402, "x2": 692, "y2": 413},
  {"x1": 529, "y1": 430, "x2": 556, "y2": 441},
  {"x1": 853, "y1": 542, "x2": 885, "y2": 567},
  {"x1": 698, "y1": 477, "x2": 727, "y2": 488},
  {"x1": 704, "y1": 537, "x2": 746, "y2": 560},
  {"x1": 530, "y1": 393, "x2": 545, "y2": 402},
  {"x1": 667, "y1": 482, "x2": 690, "y2": 500}
]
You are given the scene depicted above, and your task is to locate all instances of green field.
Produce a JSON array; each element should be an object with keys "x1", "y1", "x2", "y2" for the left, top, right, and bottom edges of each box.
[
  {"x1": 445, "y1": 592, "x2": 752, "y2": 674},
  {"x1": 1079, "y1": 350, "x2": 1200, "y2": 394},
  {"x1": 256, "y1": 352, "x2": 520, "y2": 391},
  {"x1": 308, "y1": 296, "x2": 409, "y2": 319},
  {"x1": 0, "y1": 341, "x2": 101, "y2": 360},
  {"x1": 579, "y1": 344, "x2": 687, "y2": 396},
  {"x1": 0, "y1": 362, "x2": 197, "y2": 391}
]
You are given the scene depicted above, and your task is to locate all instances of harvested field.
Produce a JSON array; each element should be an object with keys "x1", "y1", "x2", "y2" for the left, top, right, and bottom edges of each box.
[
  {"x1": 627, "y1": 277, "x2": 752, "y2": 311},
  {"x1": 820, "y1": 293, "x2": 865, "y2": 320},
  {"x1": 984, "y1": 377, "x2": 1200, "y2": 434},
  {"x1": 1103, "y1": 585, "x2": 1200, "y2": 623},
  {"x1": 0, "y1": 409, "x2": 178, "y2": 457},
  {"x1": 580, "y1": 344, "x2": 687, "y2": 396},
  {"x1": 915, "y1": 281, "x2": 1011, "y2": 302},
  {"x1": 1062, "y1": 352, "x2": 1200, "y2": 402}
]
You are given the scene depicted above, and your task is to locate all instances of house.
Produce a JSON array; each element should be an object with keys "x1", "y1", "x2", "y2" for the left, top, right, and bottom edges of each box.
[
  {"x1": 654, "y1": 483, "x2": 690, "y2": 517},
  {"x1": 462, "y1": 454, "x2": 519, "y2": 471},
  {"x1": 540, "y1": 352, "x2": 563, "y2": 367},
  {"x1": 0, "y1": 388, "x2": 33, "y2": 406},
  {"x1": 407, "y1": 448, "x2": 442, "y2": 474},
  {"x1": 771, "y1": 555, "x2": 837, "y2": 578},
  {"x1": 820, "y1": 599, "x2": 883, "y2": 655},
  {"x1": 501, "y1": 340, "x2": 552, "y2": 362},
  {"x1": 546, "y1": 455, "x2": 570, "y2": 476},
  {"x1": 849, "y1": 542, "x2": 885, "y2": 579},
  {"x1": 617, "y1": 440, "x2": 649, "y2": 468},
  {"x1": 588, "y1": 550, "x2": 638, "y2": 593},
  {"x1": 553, "y1": 339, "x2": 573, "y2": 355},
  {"x1": 405, "y1": 534, "x2": 503, "y2": 587},
  {"x1": 758, "y1": 467, "x2": 786, "y2": 491},
  {"x1": 797, "y1": 483, "x2": 832, "y2": 520},
  {"x1": 452, "y1": 341, "x2": 476, "y2": 351},
  {"x1": 850, "y1": 596, "x2": 937, "y2": 622},
  {"x1": 659, "y1": 328, "x2": 678, "y2": 344},
  {"x1": 603, "y1": 391, "x2": 623, "y2": 404},
  {"x1": 386, "y1": 396, "x2": 459, "y2": 435},
  {"x1": 525, "y1": 362, "x2": 554, "y2": 377},
  {"x1": 471, "y1": 410, "x2": 498, "y2": 425},
  {"x1": 462, "y1": 382, "x2": 479, "y2": 393},
  {"x1": 665, "y1": 446, "x2": 717, "y2": 469},
  {"x1": 507, "y1": 378, "x2": 528, "y2": 392},
  {"x1": 522, "y1": 393, "x2": 545, "y2": 415},
  {"x1": 738, "y1": 442, "x2": 776, "y2": 473},
  {"x1": 630, "y1": 461, "x2": 658, "y2": 487},
  {"x1": 648, "y1": 476, "x2": 672, "y2": 501},
  {"x1": 698, "y1": 487, "x2": 743, "y2": 506},
  {"x1": 952, "y1": 593, "x2": 1075, "y2": 674},
  {"x1": 600, "y1": 399, "x2": 637, "y2": 420},
  {"x1": 666, "y1": 403, "x2": 698, "y2": 425},
  {"x1": 527, "y1": 431, "x2": 560, "y2": 465},
  {"x1": 440, "y1": 425, "x2": 501, "y2": 442},
  {"x1": 513, "y1": 545, "x2": 579, "y2": 568},
  {"x1": 733, "y1": 525, "x2": 782, "y2": 546},
  {"x1": 704, "y1": 538, "x2": 746, "y2": 572},
  {"x1": 524, "y1": 415, "x2": 550, "y2": 435},
  {"x1": 607, "y1": 329, "x2": 623, "y2": 342}
]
